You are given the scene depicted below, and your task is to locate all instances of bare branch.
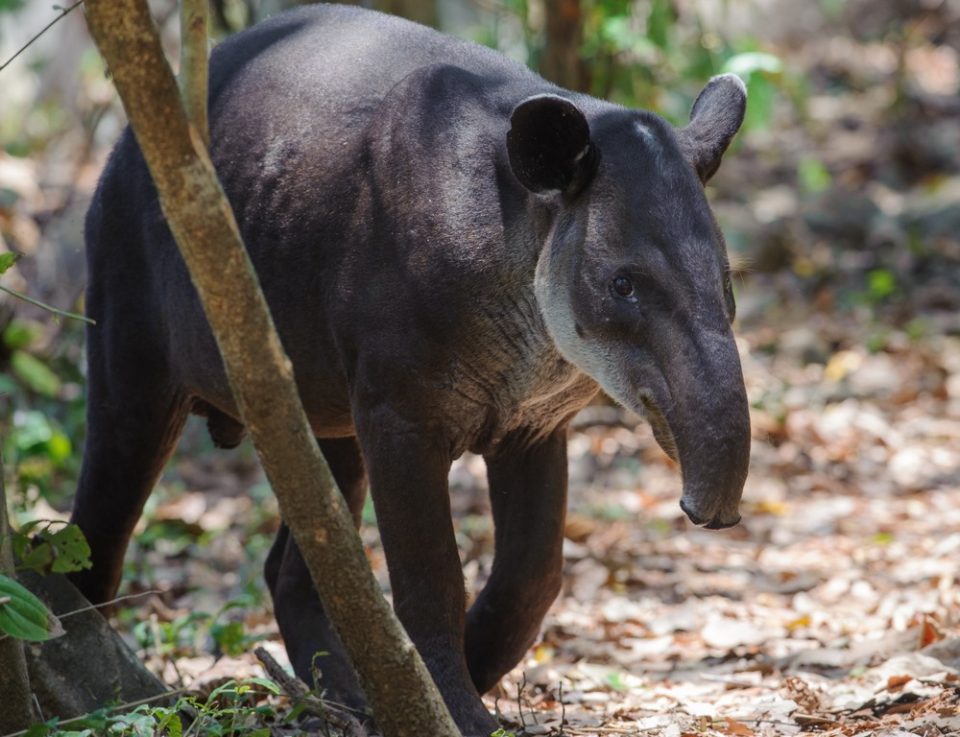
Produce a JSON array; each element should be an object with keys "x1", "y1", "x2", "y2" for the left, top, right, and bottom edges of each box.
[
  {"x1": 0, "y1": 285, "x2": 95, "y2": 325},
  {"x1": 0, "y1": 1, "x2": 85, "y2": 75},
  {"x1": 179, "y1": 0, "x2": 210, "y2": 147}
]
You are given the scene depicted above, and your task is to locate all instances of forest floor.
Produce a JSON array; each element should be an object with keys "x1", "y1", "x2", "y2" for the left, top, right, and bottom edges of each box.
[{"x1": 98, "y1": 274, "x2": 958, "y2": 737}]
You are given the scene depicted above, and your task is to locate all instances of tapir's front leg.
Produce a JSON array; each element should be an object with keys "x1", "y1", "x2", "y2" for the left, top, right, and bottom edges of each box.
[
  {"x1": 465, "y1": 428, "x2": 568, "y2": 693},
  {"x1": 355, "y1": 405, "x2": 499, "y2": 737}
]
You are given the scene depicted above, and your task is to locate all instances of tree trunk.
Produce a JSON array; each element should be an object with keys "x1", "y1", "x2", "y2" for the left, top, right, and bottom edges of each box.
[
  {"x1": 373, "y1": 0, "x2": 438, "y2": 28},
  {"x1": 0, "y1": 454, "x2": 39, "y2": 733},
  {"x1": 541, "y1": 0, "x2": 585, "y2": 91},
  {"x1": 81, "y1": 2, "x2": 461, "y2": 735}
]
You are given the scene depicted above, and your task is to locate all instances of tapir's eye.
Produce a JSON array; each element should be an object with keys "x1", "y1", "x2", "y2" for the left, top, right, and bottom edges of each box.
[
  {"x1": 723, "y1": 275, "x2": 736, "y2": 321},
  {"x1": 611, "y1": 275, "x2": 635, "y2": 299}
]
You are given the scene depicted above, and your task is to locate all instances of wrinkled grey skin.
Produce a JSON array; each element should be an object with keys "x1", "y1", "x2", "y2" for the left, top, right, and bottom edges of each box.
[{"x1": 69, "y1": 6, "x2": 750, "y2": 735}]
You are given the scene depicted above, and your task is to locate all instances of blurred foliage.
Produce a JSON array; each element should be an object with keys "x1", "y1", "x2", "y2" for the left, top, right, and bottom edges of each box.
[
  {"x1": 130, "y1": 594, "x2": 266, "y2": 658},
  {"x1": 0, "y1": 0, "x2": 23, "y2": 15},
  {"x1": 476, "y1": 0, "x2": 789, "y2": 131},
  {"x1": 1, "y1": 317, "x2": 86, "y2": 511}
]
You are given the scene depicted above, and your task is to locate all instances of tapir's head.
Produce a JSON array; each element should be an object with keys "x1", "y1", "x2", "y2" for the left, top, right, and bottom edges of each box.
[{"x1": 508, "y1": 75, "x2": 750, "y2": 529}]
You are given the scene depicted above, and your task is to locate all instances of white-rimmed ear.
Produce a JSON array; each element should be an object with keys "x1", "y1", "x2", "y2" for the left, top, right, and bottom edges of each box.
[
  {"x1": 507, "y1": 94, "x2": 598, "y2": 195},
  {"x1": 678, "y1": 74, "x2": 747, "y2": 183}
]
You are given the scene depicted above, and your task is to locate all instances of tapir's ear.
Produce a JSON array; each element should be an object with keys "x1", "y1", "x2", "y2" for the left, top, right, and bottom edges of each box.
[
  {"x1": 507, "y1": 94, "x2": 597, "y2": 195},
  {"x1": 678, "y1": 74, "x2": 747, "y2": 183}
]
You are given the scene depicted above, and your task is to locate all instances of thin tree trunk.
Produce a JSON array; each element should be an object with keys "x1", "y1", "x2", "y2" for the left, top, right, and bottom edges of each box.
[
  {"x1": 0, "y1": 453, "x2": 39, "y2": 733},
  {"x1": 81, "y1": 2, "x2": 461, "y2": 735},
  {"x1": 373, "y1": 0, "x2": 438, "y2": 28},
  {"x1": 541, "y1": 0, "x2": 585, "y2": 91}
]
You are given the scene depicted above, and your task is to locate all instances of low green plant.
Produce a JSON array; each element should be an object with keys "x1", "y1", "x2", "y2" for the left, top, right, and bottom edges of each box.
[
  {"x1": 13, "y1": 519, "x2": 92, "y2": 575},
  {"x1": 23, "y1": 677, "x2": 282, "y2": 737}
]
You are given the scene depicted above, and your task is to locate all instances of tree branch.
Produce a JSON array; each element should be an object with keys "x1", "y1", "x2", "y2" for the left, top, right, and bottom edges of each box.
[
  {"x1": 178, "y1": 0, "x2": 210, "y2": 147},
  {"x1": 81, "y1": 2, "x2": 461, "y2": 735},
  {"x1": 0, "y1": 1, "x2": 85, "y2": 75}
]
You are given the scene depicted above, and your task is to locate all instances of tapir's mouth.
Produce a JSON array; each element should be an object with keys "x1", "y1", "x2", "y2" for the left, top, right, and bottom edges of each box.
[
  {"x1": 641, "y1": 395, "x2": 678, "y2": 462},
  {"x1": 679, "y1": 498, "x2": 742, "y2": 529}
]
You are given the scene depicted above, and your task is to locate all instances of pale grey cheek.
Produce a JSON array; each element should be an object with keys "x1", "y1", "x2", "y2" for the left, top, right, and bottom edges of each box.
[
  {"x1": 534, "y1": 246, "x2": 655, "y2": 416},
  {"x1": 534, "y1": 280, "x2": 648, "y2": 417}
]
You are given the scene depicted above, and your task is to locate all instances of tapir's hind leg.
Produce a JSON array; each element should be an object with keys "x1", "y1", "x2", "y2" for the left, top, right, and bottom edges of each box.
[
  {"x1": 68, "y1": 298, "x2": 189, "y2": 605},
  {"x1": 466, "y1": 427, "x2": 568, "y2": 693},
  {"x1": 264, "y1": 436, "x2": 368, "y2": 710}
]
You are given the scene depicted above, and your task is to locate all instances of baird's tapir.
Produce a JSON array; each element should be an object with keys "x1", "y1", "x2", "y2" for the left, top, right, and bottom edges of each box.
[{"x1": 70, "y1": 4, "x2": 750, "y2": 734}]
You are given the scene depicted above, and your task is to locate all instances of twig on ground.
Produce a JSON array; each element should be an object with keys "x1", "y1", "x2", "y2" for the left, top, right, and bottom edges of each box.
[{"x1": 253, "y1": 646, "x2": 368, "y2": 736}]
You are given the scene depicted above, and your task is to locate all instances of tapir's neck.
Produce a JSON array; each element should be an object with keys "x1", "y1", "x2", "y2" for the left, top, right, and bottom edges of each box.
[{"x1": 447, "y1": 192, "x2": 598, "y2": 453}]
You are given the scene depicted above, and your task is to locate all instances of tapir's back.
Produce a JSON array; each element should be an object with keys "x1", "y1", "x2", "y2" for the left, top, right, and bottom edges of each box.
[
  {"x1": 202, "y1": 4, "x2": 543, "y2": 259},
  {"x1": 86, "y1": 3, "x2": 551, "y2": 420},
  {"x1": 207, "y1": 5, "x2": 542, "y2": 174}
]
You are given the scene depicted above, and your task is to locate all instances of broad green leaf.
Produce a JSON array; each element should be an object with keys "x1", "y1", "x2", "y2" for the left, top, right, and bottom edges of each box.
[
  {"x1": 25, "y1": 723, "x2": 55, "y2": 737},
  {"x1": 745, "y1": 74, "x2": 776, "y2": 131},
  {"x1": 722, "y1": 51, "x2": 783, "y2": 77},
  {"x1": 2, "y1": 319, "x2": 41, "y2": 350},
  {"x1": 0, "y1": 573, "x2": 64, "y2": 641},
  {"x1": 11, "y1": 350, "x2": 62, "y2": 397},
  {"x1": 0, "y1": 251, "x2": 18, "y2": 274},
  {"x1": 15, "y1": 539, "x2": 54, "y2": 574},
  {"x1": 49, "y1": 524, "x2": 92, "y2": 573}
]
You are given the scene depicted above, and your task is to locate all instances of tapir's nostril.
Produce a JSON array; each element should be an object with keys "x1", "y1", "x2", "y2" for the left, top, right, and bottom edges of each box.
[
  {"x1": 679, "y1": 498, "x2": 741, "y2": 529},
  {"x1": 679, "y1": 498, "x2": 705, "y2": 526}
]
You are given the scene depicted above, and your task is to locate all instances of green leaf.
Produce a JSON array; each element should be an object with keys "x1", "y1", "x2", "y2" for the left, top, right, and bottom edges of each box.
[
  {"x1": 744, "y1": 73, "x2": 776, "y2": 131},
  {"x1": 646, "y1": 0, "x2": 675, "y2": 50},
  {"x1": 599, "y1": 16, "x2": 657, "y2": 57},
  {"x1": 106, "y1": 712, "x2": 156, "y2": 737},
  {"x1": 154, "y1": 711, "x2": 183, "y2": 737},
  {"x1": 867, "y1": 269, "x2": 897, "y2": 301},
  {"x1": 211, "y1": 620, "x2": 246, "y2": 656},
  {"x1": 11, "y1": 350, "x2": 62, "y2": 397},
  {"x1": 49, "y1": 524, "x2": 92, "y2": 573},
  {"x1": 0, "y1": 573, "x2": 64, "y2": 641},
  {"x1": 16, "y1": 539, "x2": 54, "y2": 574},
  {"x1": 241, "y1": 676, "x2": 281, "y2": 694},
  {"x1": 722, "y1": 51, "x2": 783, "y2": 77},
  {"x1": 2, "y1": 319, "x2": 41, "y2": 350},
  {"x1": 25, "y1": 722, "x2": 55, "y2": 737},
  {"x1": 798, "y1": 157, "x2": 832, "y2": 194},
  {"x1": 0, "y1": 251, "x2": 18, "y2": 275}
]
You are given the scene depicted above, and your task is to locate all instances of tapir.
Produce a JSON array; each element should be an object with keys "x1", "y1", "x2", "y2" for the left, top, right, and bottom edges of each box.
[{"x1": 70, "y1": 4, "x2": 751, "y2": 734}]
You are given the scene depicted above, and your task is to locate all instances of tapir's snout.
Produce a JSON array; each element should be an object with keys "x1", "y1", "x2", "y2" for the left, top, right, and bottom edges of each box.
[{"x1": 638, "y1": 324, "x2": 751, "y2": 531}]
